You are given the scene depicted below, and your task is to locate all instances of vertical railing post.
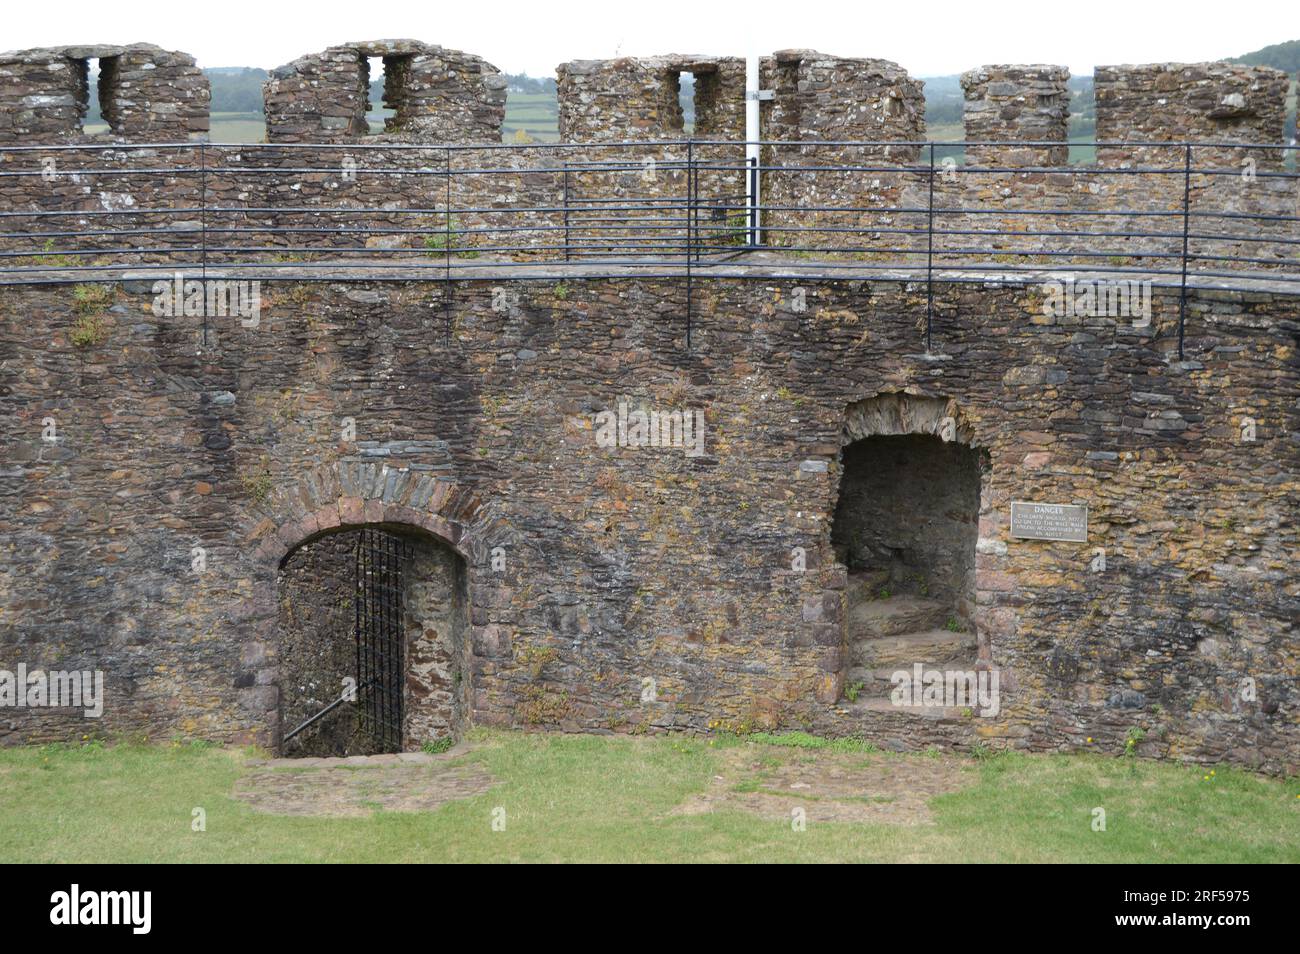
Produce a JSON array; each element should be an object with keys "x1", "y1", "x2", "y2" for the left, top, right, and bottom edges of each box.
[
  {"x1": 199, "y1": 141, "x2": 208, "y2": 346},
  {"x1": 562, "y1": 164, "x2": 571, "y2": 262},
  {"x1": 1178, "y1": 142, "x2": 1192, "y2": 361},
  {"x1": 199, "y1": 141, "x2": 208, "y2": 280},
  {"x1": 926, "y1": 142, "x2": 935, "y2": 354},
  {"x1": 690, "y1": 143, "x2": 699, "y2": 263},
  {"x1": 444, "y1": 146, "x2": 452, "y2": 338},
  {"x1": 685, "y1": 140, "x2": 693, "y2": 349},
  {"x1": 747, "y1": 154, "x2": 759, "y2": 248}
]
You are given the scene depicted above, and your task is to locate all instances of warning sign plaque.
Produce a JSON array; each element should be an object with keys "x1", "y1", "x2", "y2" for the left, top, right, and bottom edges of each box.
[{"x1": 1009, "y1": 502, "x2": 1088, "y2": 542}]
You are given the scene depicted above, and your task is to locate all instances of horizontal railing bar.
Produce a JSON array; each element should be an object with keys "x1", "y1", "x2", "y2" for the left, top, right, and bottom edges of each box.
[
  {"x1": 5, "y1": 264, "x2": 1299, "y2": 290},
  {"x1": 6, "y1": 199, "x2": 1294, "y2": 223},
  {"x1": 8, "y1": 159, "x2": 1294, "y2": 180},
  {"x1": 10, "y1": 261, "x2": 1299, "y2": 287},
  {"x1": 2, "y1": 138, "x2": 1296, "y2": 153},
  {"x1": 0, "y1": 138, "x2": 1294, "y2": 301}
]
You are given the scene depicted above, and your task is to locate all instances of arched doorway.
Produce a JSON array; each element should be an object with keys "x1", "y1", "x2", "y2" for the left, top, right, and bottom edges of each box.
[
  {"x1": 831, "y1": 394, "x2": 986, "y2": 705},
  {"x1": 276, "y1": 524, "x2": 468, "y2": 757}
]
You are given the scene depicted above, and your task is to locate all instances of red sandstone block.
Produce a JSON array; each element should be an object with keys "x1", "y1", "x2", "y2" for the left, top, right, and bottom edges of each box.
[
  {"x1": 249, "y1": 580, "x2": 276, "y2": 605},
  {"x1": 315, "y1": 505, "x2": 340, "y2": 531},
  {"x1": 363, "y1": 499, "x2": 385, "y2": 523},
  {"x1": 294, "y1": 482, "x2": 317, "y2": 515},
  {"x1": 275, "y1": 519, "x2": 305, "y2": 550},
  {"x1": 232, "y1": 729, "x2": 266, "y2": 747},
  {"x1": 418, "y1": 513, "x2": 446, "y2": 539},
  {"x1": 814, "y1": 672, "x2": 843, "y2": 705},
  {"x1": 338, "y1": 495, "x2": 365, "y2": 525},
  {"x1": 241, "y1": 641, "x2": 270, "y2": 667},
  {"x1": 385, "y1": 504, "x2": 420, "y2": 527}
]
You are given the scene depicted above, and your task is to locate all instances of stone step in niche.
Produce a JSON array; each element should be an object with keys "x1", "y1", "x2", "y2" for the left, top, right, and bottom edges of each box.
[
  {"x1": 847, "y1": 697, "x2": 970, "y2": 719},
  {"x1": 847, "y1": 594, "x2": 953, "y2": 643},
  {"x1": 843, "y1": 568, "x2": 983, "y2": 714},
  {"x1": 849, "y1": 627, "x2": 977, "y2": 673}
]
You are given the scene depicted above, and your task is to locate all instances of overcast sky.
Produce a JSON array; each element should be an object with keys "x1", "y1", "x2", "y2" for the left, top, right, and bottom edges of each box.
[{"x1": 2, "y1": 0, "x2": 1293, "y2": 77}]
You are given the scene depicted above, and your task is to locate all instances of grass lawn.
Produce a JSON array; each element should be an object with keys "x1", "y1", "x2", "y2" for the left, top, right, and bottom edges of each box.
[{"x1": 0, "y1": 729, "x2": 1295, "y2": 863}]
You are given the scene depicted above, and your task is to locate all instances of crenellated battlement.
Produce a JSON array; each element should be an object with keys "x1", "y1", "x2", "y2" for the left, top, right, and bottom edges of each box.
[
  {"x1": 0, "y1": 43, "x2": 209, "y2": 142},
  {"x1": 0, "y1": 41, "x2": 1295, "y2": 297},
  {"x1": 0, "y1": 40, "x2": 1292, "y2": 160},
  {"x1": 761, "y1": 50, "x2": 927, "y2": 159},
  {"x1": 556, "y1": 55, "x2": 748, "y2": 142},
  {"x1": 1095, "y1": 62, "x2": 1291, "y2": 165},
  {"x1": 262, "y1": 39, "x2": 507, "y2": 144},
  {"x1": 960, "y1": 65, "x2": 1071, "y2": 167}
]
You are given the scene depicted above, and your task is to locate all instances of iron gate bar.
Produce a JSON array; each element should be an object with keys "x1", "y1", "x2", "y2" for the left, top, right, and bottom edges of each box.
[
  {"x1": 1178, "y1": 143, "x2": 1193, "y2": 361},
  {"x1": 354, "y1": 528, "x2": 409, "y2": 753}
]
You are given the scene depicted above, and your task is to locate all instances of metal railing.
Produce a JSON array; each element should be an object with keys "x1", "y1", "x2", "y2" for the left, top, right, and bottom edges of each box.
[{"x1": 1, "y1": 138, "x2": 1297, "y2": 352}]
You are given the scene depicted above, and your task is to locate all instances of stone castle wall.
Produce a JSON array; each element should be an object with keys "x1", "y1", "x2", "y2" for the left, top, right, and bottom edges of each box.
[
  {"x1": 1, "y1": 276, "x2": 1296, "y2": 772},
  {"x1": 0, "y1": 40, "x2": 1296, "y2": 772}
]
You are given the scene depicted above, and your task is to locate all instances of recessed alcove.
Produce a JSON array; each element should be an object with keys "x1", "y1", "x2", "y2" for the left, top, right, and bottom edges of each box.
[
  {"x1": 830, "y1": 394, "x2": 985, "y2": 703},
  {"x1": 276, "y1": 525, "x2": 468, "y2": 757}
]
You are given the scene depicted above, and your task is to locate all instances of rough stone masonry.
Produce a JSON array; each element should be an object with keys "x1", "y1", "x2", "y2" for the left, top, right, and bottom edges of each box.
[{"x1": 0, "y1": 40, "x2": 1296, "y2": 774}]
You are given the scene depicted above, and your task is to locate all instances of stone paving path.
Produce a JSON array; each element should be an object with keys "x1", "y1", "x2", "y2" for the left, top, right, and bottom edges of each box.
[
  {"x1": 234, "y1": 745, "x2": 498, "y2": 817},
  {"x1": 673, "y1": 745, "x2": 972, "y2": 825}
]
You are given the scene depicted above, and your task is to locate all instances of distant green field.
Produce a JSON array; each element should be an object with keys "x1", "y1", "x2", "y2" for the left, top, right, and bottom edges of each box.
[
  {"x1": 81, "y1": 95, "x2": 560, "y2": 144},
  {"x1": 80, "y1": 83, "x2": 1291, "y2": 168},
  {"x1": 83, "y1": 111, "x2": 266, "y2": 143},
  {"x1": 203, "y1": 113, "x2": 269, "y2": 143},
  {"x1": 502, "y1": 90, "x2": 559, "y2": 142}
]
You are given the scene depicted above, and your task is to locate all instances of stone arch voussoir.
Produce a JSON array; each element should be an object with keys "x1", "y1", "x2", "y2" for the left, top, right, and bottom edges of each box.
[
  {"x1": 249, "y1": 461, "x2": 490, "y2": 568},
  {"x1": 843, "y1": 390, "x2": 980, "y2": 447}
]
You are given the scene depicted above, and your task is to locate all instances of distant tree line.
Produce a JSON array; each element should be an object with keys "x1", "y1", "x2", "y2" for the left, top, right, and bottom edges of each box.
[{"x1": 1234, "y1": 38, "x2": 1300, "y2": 74}]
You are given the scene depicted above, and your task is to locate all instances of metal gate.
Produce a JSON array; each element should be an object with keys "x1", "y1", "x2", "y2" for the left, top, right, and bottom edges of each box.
[{"x1": 354, "y1": 528, "x2": 411, "y2": 753}]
